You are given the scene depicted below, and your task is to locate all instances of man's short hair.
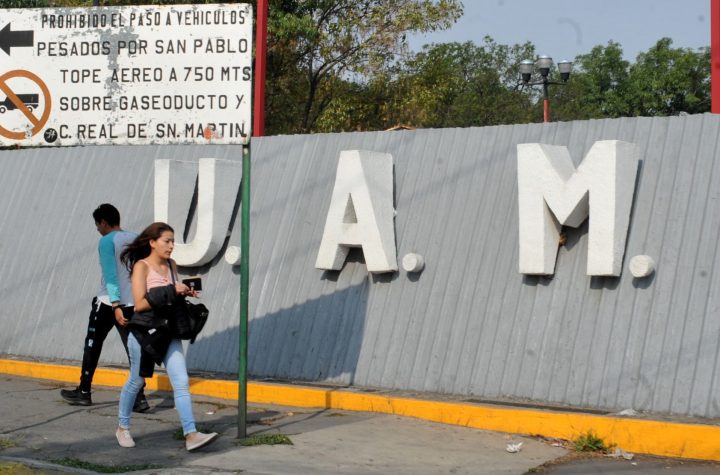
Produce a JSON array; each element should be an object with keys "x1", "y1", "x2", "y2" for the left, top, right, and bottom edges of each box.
[{"x1": 93, "y1": 203, "x2": 121, "y2": 227}]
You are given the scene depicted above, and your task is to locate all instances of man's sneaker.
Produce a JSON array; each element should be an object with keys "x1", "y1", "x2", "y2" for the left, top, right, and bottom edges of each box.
[
  {"x1": 60, "y1": 387, "x2": 92, "y2": 406},
  {"x1": 185, "y1": 431, "x2": 218, "y2": 451},
  {"x1": 133, "y1": 394, "x2": 150, "y2": 413},
  {"x1": 116, "y1": 427, "x2": 135, "y2": 448}
]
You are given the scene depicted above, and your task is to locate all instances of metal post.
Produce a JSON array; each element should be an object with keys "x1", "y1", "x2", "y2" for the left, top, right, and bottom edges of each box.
[
  {"x1": 237, "y1": 143, "x2": 251, "y2": 438},
  {"x1": 253, "y1": 0, "x2": 268, "y2": 136},
  {"x1": 543, "y1": 80, "x2": 550, "y2": 123}
]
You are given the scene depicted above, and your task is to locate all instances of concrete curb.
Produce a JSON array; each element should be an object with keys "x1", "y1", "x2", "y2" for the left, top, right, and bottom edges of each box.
[{"x1": 2, "y1": 358, "x2": 719, "y2": 462}]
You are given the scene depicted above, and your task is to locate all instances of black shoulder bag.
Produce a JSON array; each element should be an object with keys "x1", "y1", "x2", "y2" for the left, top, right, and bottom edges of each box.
[{"x1": 170, "y1": 263, "x2": 209, "y2": 344}]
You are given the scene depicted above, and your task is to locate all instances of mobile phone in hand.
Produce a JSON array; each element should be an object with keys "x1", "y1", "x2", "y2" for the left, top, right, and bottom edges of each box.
[{"x1": 182, "y1": 277, "x2": 202, "y2": 292}]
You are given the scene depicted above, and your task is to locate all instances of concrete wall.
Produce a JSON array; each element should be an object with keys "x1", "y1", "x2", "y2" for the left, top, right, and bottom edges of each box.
[{"x1": 1, "y1": 113, "x2": 719, "y2": 418}]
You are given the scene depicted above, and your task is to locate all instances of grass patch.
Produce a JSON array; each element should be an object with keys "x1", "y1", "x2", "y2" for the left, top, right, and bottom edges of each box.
[
  {"x1": 51, "y1": 457, "x2": 161, "y2": 473},
  {"x1": 573, "y1": 431, "x2": 609, "y2": 452},
  {"x1": 0, "y1": 437, "x2": 17, "y2": 449},
  {"x1": 236, "y1": 433, "x2": 293, "y2": 446}
]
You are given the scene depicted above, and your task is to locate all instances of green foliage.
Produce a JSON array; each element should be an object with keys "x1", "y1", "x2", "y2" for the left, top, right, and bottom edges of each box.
[
  {"x1": 0, "y1": 0, "x2": 50, "y2": 6},
  {"x1": 0, "y1": 437, "x2": 17, "y2": 449},
  {"x1": 312, "y1": 34, "x2": 710, "y2": 130},
  {"x1": 388, "y1": 38, "x2": 536, "y2": 128},
  {"x1": 550, "y1": 41, "x2": 631, "y2": 121},
  {"x1": 573, "y1": 431, "x2": 608, "y2": 452},
  {"x1": 552, "y1": 38, "x2": 709, "y2": 122},
  {"x1": 626, "y1": 38, "x2": 710, "y2": 116},
  {"x1": 51, "y1": 457, "x2": 161, "y2": 473},
  {"x1": 236, "y1": 433, "x2": 293, "y2": 446},
  {"x1": 316, "y1": 37, "x2": 537, "y2": 131},
  {"x1": 265, "y1": 0, "x2": 463, "y2": 133}
]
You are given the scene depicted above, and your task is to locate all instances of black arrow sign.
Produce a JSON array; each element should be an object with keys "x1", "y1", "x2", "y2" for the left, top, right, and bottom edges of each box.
[{"x1": 0, "y1": 23, "x2": 34, "y2": 55}]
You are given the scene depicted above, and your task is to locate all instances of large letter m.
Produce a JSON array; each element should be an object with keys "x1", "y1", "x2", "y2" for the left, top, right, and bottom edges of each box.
[{"x1": 517, "y1": 140, "x2": 639, "y2": 276}]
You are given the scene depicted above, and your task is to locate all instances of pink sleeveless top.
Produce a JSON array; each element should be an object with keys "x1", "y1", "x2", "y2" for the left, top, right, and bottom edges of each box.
[{"x1": 142, "y1": 260, "x2": 173, "y2": 290}]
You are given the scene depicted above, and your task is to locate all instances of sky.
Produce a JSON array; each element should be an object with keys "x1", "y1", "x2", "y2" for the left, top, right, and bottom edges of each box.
[{"x1": 409, "y1": 0, "x2": 709, "y2": 62}]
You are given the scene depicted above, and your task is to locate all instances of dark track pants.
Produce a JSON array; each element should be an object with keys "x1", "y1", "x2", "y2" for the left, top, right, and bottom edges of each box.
[{"x1": 79, "y1": 297, "x2": 134, "y2": 392}]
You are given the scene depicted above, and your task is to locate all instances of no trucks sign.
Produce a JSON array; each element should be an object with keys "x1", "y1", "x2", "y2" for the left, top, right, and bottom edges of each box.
[{"x1": 0, "y1": 4, "x2": 252, "y2": 146}]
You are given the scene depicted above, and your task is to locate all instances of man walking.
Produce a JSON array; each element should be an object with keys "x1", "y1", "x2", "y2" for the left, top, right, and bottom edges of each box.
[{"x1": 61, "y1": 204, "x2": 149, "y2": 412}]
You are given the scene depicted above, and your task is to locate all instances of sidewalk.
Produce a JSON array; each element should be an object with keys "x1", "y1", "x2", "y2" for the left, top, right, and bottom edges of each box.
[
  {"x1": 1, "y1": 374, "x2": 719, "y2": 474},
  {"x1": 0, "y1": 373, "x2": 563, "y2": 474}
]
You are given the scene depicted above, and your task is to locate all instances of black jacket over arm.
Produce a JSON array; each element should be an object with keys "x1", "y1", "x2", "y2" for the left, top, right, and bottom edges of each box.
[{"x1": 129, "y1": 284, "x2": 177, "y2": 378}]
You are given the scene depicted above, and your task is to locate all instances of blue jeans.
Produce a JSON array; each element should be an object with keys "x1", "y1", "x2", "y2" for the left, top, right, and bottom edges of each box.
[{"x1": 119, "y1": 333, "x2": 197, "y2": 435}]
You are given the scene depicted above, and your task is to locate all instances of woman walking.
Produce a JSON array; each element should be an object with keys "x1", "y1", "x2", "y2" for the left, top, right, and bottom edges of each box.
[{"x1": 117, "y1": 222, "x2": 217, "y2": 451}]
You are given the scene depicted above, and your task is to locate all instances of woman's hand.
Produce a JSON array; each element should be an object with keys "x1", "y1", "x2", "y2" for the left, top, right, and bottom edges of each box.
[
  {"x1": 170, "y1": 259, "x2": 196, "y2": 297},
  {"x1": 175, "y1": 282, "x2": 197, "y2": 297}
]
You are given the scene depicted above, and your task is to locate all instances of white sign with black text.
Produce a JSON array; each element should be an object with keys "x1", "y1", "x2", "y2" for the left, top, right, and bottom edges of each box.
[{"x1": 0, "y1": 4, "x2": 252, "y2": 146}]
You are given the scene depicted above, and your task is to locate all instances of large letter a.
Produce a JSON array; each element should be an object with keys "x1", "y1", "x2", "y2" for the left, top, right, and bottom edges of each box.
[{"x1": 315, "y1": 150, "x2": 397, "y2": 273}]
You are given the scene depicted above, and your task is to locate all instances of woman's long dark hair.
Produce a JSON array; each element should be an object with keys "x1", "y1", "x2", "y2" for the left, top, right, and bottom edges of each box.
[{"x1": 121, "y1": 222, "x2": 175, "y2": 273}]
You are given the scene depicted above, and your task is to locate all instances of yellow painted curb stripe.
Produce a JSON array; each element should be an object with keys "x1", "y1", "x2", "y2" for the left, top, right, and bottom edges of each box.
[{"x1": 2, "y1": 358, "x2": 719, "y2": 461}]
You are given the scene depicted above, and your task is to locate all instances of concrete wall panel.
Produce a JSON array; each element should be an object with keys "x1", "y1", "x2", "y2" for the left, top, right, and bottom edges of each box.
[{"x1": 1, "y1": 114, "x2": 720, "y2": 417}]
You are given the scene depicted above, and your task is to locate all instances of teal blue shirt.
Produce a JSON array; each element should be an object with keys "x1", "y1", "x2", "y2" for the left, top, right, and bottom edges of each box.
[{"x1": 97, "y1": 230, "x2": 137, "y2": 306}]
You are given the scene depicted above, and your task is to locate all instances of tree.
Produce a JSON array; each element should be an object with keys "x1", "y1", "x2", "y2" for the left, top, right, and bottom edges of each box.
[
  {"x1": 549, "y1": 41, "x2": 631, "y2": 121},
  {"x1": 0, "y1": 0, "x2": 49, "y2": 6},
  {"x1": 551, "y1": 38, "x2": 709, "y2": 122},
  {"x1": 312, "y1": 77, "x2": 386, "y2": 132},
  {"x1": 309, "y1": 37, "x2": 539, "y2": 132},
  {"x1": 625, "y1": 38, "x2": 710, "y2": 116},
  {"x1": 377, "y1": 38, "x2": 536, "y2": 128},
  {"x1": 265, "y1": 0, "x2": 463, "y2": 133}
]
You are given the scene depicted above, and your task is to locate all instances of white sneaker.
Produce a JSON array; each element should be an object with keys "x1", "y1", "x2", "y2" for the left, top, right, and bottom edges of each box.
[
  {"x1": 185, "y1": 431, "x2": 218, "y2": 451},
  {"x1": 116, "y1": 427, "x2": 135, "y2": 448}
]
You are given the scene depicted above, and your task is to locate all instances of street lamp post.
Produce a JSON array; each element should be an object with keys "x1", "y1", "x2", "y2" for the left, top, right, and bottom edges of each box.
[{"x1": 519, "y1": 56, "x2": 572, "y2": 123}]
